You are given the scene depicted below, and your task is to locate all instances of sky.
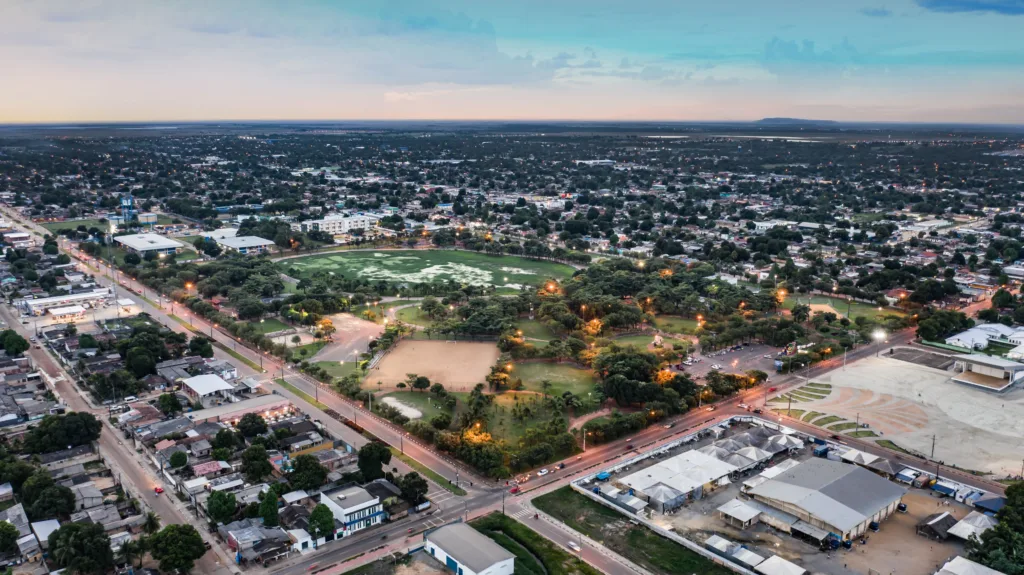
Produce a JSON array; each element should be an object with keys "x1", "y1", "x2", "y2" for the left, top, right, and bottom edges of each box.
[{"x1": 2, "y1": 0, "x2": 1024, "y2": 124}]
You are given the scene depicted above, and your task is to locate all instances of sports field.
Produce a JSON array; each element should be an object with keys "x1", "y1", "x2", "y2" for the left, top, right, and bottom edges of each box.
[
  {"x1": 365, "y1": 340, "x2": 499, "y2": 389},
  {"x1": 284, "y1": 250, "x2": 575, "y2": 289},
  {"x1": 782, "y1": 295, "x2": 905, "y2": 320},
  {"x1": 42, "y1": 214, "x2": 177, "y2": 233}
]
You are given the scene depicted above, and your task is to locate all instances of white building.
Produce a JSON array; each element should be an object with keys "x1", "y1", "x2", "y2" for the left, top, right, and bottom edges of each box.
[
  {"x1": 319, "y1": 486, "x2": 382, "y2": 537},
  {"x1": 290, "y1": 213, "x2": 373, "y2": 235},
  {"x1": 3, "y1": 232, "x2": 34, "y2": 248},
  {"x1": 114, "y1": 233, "x2": 184, "y2": 256},
  {"x1": 206, "y1": 228, "x2": 239, "y2": 241},
  {"x1": 19, "y1": 288, "x2": 111, "y2": 316},
  {"x1": 945, "y1": 323, "x2": 1024, "y2": 350},
  {"x1": 47, "y1": 305, "x2": 86, "y2": 322},
  {"x1": 215, "y1": 236, "x2": 275, "y2": 255},
  {"x1": 426, "y1": 523, "x2": 515, "y2": 575},
  {"x1": 181, "y1": 374, "x2": 235, "y2": 407}
]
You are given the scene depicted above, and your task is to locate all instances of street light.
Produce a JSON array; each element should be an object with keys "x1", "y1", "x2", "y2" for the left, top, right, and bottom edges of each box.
[{"x1": 873, "y1": 329, "x2": 886, "y2": 357}]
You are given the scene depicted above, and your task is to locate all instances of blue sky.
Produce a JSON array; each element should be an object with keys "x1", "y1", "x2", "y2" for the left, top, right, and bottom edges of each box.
[{"x1": 2, "y1": 0, "x2": 1023, "y2": 123}]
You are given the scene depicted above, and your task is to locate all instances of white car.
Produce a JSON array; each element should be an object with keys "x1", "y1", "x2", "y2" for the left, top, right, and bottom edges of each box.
[
  {"x1": 568, "y1": 541, "x2": 582, "y2": 552},
  {"x1": 711, "y1": 364, "x2": 722, "y2": 370},
  {"x1": 738, "y1": 403, "x2": 749, "y2": 410},
  {"x1": 537, "y1": 469, "x2": 549, "y2": 477}
]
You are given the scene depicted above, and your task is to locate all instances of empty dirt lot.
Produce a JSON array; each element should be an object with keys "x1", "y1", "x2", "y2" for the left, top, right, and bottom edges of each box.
[{"x1": 365, "y1": 340, "x2": 499, "y2": 390}]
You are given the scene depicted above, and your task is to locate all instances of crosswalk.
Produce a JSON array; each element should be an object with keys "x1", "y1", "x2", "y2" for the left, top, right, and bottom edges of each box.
[{"x1": 510, "y1": 508, "x2": 535, "y2": 520}]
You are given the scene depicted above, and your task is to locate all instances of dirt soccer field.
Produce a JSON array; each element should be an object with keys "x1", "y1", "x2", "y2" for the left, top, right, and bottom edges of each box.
[
  {"x1": 366, "y1": 340, "x2": 499, "y2": 390},
  {"x1": 798, "y1": 352, "x2": 1024, "y2": 475}
]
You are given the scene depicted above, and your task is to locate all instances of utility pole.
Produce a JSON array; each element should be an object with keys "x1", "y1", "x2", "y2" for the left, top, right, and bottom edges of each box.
[
  {"x1": 786, "y1": 394, "x2": 792, "y2": 417},
  {"x1": 855, "y1": 413, "x2": 860, "y2": 429}
]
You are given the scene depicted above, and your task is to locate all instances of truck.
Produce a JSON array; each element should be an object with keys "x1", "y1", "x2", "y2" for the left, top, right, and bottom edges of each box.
[{"x1": 813, "y1": 445, "x2": 830, "y2": 458}]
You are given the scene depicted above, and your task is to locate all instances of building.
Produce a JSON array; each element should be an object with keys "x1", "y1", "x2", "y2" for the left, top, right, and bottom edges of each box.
[
  {"x1": 950, "y1": 354, "x2": 1024, "y2": 392},
  {"x1": 290, "y1": 213, "x2": 373, "y2": 235},
  {"x1": 616, "y1": 450, "x2": 738, "y2": 512},
  {"x1": 48, "y1": 305, "x2": 86, "y2": 322},
  {"x1": 944, "y1": 324, "x2": 1024, "y2": 351},
  {"x1": 113, "y1": 233, "x2": 184, "y2": 256},
  {"x1": 18, "y1": 288, "x2": 111, "y2": 316},
  {"x1": 936, "y1": 556, "x2": 1006, "y2": 575},
  {"x1": 748, "y1": 458, "x2": 906, "y2": 540},
  {"x1": 319, "y1": 486, "x2": 382, "y2": 537},
  {"x1": 3, "y1": 232, "x2": 34, "y2": 248},
  {"x1": 181, "y1": 374, "x2": 235, "y2": 407},
  {"x1": 215, "y1": 236, "x2": 275, "y2": 255},
  {"x1": 186, "y1": 394, "x2": 292, "y2": 425},
  {"x1": 425, "y1": 523, "x2": 515, "y2": 575},
  {"x1": 206, "y1": 228, "x2": 239, "y2": 241}
]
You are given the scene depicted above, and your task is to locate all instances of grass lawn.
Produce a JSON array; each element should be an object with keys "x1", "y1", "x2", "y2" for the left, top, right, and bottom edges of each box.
[
  {"x1": 315, "y1": 361, "x2": 360, "y2": 380},
  {"x1": 275, "y1": 378, "x2": 328, "y2": 410},
  {"x1": 876, "y1": 439, "x2": 915, "y2": 455},
  {"x1": 284, "y1": 249, "x2": 575, "y2": 288},
  {"x1": 516, "y1": 318, "x2": 558, "y2": 341},
  {"x1": 349, "y1": 299, "x2": 417, "y2": 324},
  {"x1": 472, "y1": 513, "x2": 600, "y2": 575},
  {"x1": 802, "y1": 411, "x2": 824, "y2": 422},
  {"x1": 43, "y1": 218, "x2": 109, "y2": 233},
  {"x1": 812, "y1": 415, "x2": 844, "y2": 427},
  {"x1": 512, "y1": 362, "x2": 596, "y2": 397},
  {"x1": 291, "y1": 340, "x2": 326, "y2": 360},
  {"x1": 534, "y1": 487, "x2": 734, "y2": 575},
  {"x1": 847, "y1": 430, "x2": 878, "y2": 438},
  {"x1": 829, "y1": 422, "x2": 860, "y2": 431},
  {"x1": 611, "y1": 334, "x2": 687, "y2": 350},
  {"x1": 395, "y1": 306, "x2": 434, "y2": 327},
  {"x1": 378, "y1": 391, "x2": 450, "y2": 419},
  {"x1": 773, "y1": 408, "x2": 805, "y2": 419},
  {"x1": 654, "y1": 316, "x2": 698, "y2": 334},
  {"x1": 249, "y1": 318, "x2": 291, "y2": 334}
]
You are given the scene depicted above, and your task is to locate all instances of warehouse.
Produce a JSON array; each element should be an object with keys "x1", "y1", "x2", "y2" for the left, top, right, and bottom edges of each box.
[
  {"x1": 618, "y1": 450, "x2": 738, "y2": 512},
  {"x1": 426, "y1": 523, "x2": 514, "y2": 575},
  {"x1": 19, "y1": 288, "x2": 111, "y2": 316},
  {"x1": 748, "y1": 458, "x2": 906, "y2": 541},
  {"x1": 114, "y1": 233, "x2": 184, "y2": 256},
  {"x1": 215, "y1": 235, "x2": 275, "y2": 255}
]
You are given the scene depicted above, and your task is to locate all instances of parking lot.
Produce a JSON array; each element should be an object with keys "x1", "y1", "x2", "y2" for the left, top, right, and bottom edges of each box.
[{"x1": 685, "y1": 343, "x2": 780, "y2": 379}]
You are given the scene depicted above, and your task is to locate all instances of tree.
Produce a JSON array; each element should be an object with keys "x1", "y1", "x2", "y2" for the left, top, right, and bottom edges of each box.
[
  {"x1": 169, "y1": 451, "x2": 188, "y2": 468},
  {"x1": 118, "y1": 538, "x2": 143, "y2": 569},
  {"x1": 149, "y1": 524, "x2": 207, "y2": 574},
  {"x1": 288, "y1": 454, "x2": 328, "y2": 492},
  {"x1": 48, "y1": 522, "x2": 114, "y2": 575},
  {"x1": 790, "y1": 304, "x2": 811, "y2": 323},
  {"x1": 308, "y1": 504, "x2": 336, "y2": 549},
  {"x1": 0, "y1": 331, "x2": 29, "y2": 356},
  {"x1": 260, "y1": 492, "x2": 279, "y2": 527},
  {"x1": 188, "y1": 336, "x2": 214, "y2": 358},
  {"x1": 212, "y1": 429, "x2": 241, "y2": 450},
  {"x1": 240, "y1": 445, "x2": 272, "y2": 483},
  {"x1": 125, "y1": 346, "x2": 156, "y2": 377},
  {"x1": 157, "y1": 393, "x2": 182, "y2": 415},
  {"x1": 412, "y1": 375, "x2": 431, "y2": 392},
  {"x1": 430, "y1": 413, "x2": 452, "y2": 430},
  {"x1": 23, "y1": 412, "x2": 101, "y2": 453},
  {"x1": 123, "y1": 252, "x2": 141, "y2": 265},
  {"x1": 357, "y1": 442, "x2": 392, "y2": 481},
  {"x1": 992, "y1": 288, "x2": 1015, "y2": 310},
  {"x1": 398, "y1": 472, "x2": 429, "y2": 505},
  {"x1": 968, "y1": 482, "x2": 1024, "y2": 574},
  {"x1": 0, "y1": 521, "x2": 19, "y2": 554},
  {"x1": 207, "y1": 491, "x2": 237, "y2": 524},
  {"x1": 237, "y1": 413, "x2": 268, "y2": 437},
  {"x1": 211, "y1": 447, "x2": 232, "y2": 461},
  {"x1": 143, "y1": 511, "x2": 161, "y2": 535}
]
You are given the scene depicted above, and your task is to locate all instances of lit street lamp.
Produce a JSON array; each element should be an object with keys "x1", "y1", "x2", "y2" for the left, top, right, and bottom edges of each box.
[{"x1": 873, "y1": 329, "x2": 886, "y2": 357}]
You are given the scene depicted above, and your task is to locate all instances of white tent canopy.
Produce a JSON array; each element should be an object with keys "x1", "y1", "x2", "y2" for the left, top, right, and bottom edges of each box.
[
  {"x1": 755, "y1": 555, "x2": 807, "y2": 575},
  {"x1": 948, "y1": 511, "x2": 998, "y2": 541}
]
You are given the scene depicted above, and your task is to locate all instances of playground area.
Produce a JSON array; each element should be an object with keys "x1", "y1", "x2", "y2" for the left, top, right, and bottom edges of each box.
[
  {"x1": 795, "y1": 354, "x2": 1024, "y2": 475},
  {"x1": 365, "y1": 340, "x2": 499, "y2": 390}
]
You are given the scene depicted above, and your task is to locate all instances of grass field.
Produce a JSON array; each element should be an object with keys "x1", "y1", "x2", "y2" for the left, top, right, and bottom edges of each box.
[
  {"x1": 43, "y1": 215, "x2": 176, "y2": 233},
  {"x1": 847, "y1": 430, "x2": 879, "y2": 438},
  {"x1": 611, "y1": 334, "x2": 686, "y2": 349},
  {"x1": 395, "y1": 306, "x2": 434, "y2": 327},
  {"x1": 512, "y1": 362, "x2": 596, "y2": 397},
  {"x1": 653, "y1": 316, "x2": 698, "y2": 334},
  {"x1": 471, "y1": 513, "x2": 600, "y2": 575},
  {"x1": 249, "y1": 318, "x2": 291, "y2": 334},
  {"x1": 812, "y1": 415, "x2": 843, "y2": 427},
  {"x1": 876, "y1": 439, "x2": 914, "y2": 455},
  {"x1": 516, "y1": 318, "x2": 557, "y2": 341},
  {"x1": 291, "y1": 340, "x2": 326, "y2": 359},
  {"x1": 315, "y1": 361, "x2": 360, "y2": 380},
  {"x1": 782, "y1": 295, "x2": 905, "y2": 320},
  {"x1": 349, "y1": 299, "x2": 416, "y2": 324},
  {"x1": 285, "y1": 249, "x2": 575, "y2": 289},
  {"x1": 534, "y1": 487, "x2": 734, "y2": 575},
  {"x1": 275, "y1": 378, "x2": 328, "y2": 410},
  {"x1": 383, "y1": 389, "x2": 558, "y2": 444}
]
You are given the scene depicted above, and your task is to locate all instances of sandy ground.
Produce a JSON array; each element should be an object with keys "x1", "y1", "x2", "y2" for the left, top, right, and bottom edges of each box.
[
  {"x1": 365, "y1": 340, "x2": 499, "y2": 388},
  {"x1": 382, "y1": 396, "x2": 424, "y2": 419},
  {"x1": 311, "y1": 313, "x2": 385, "y2": 362},
  {"x1": 810, "y1": 303, "x2": 843, "y2": 317},
  {"x1": 806, "y1": 355, "x2": 1024, "y2": 474}
]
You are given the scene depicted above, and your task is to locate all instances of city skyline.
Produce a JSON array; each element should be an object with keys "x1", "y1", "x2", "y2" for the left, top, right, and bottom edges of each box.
[{"x1": 3, "y1": 0, "x2": 1024, "y2": 124}]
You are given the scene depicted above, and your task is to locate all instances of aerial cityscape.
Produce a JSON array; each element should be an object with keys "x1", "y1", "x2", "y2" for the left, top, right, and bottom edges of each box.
[{"x1": 1, "y1": 3, "x2": 1024, "y2": 575}]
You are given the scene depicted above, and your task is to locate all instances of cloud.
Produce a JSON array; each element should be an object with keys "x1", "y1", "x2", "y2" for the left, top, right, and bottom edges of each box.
[
  {"x1": 915, "y1": 0, "x2": 1024, "y2": 14},
  {"x1": 860, "y1": 7, "x2": 894, "y2": 16},
  {"x1": 762, "y1": 37, "x2": 860, "y2": 75}
]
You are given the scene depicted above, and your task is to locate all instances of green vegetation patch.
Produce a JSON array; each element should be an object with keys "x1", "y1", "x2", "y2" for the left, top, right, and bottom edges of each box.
[
  {"x1": 288, "y1": 250, "x2": 575, "y2": 288},
  {"x1": 389, "y1": 448, "x2": 466, "y2": 496},
  {"x1": 812, "y1": 415, "x2": 844, "y2": 427},
  {"x1": 876, "y1": 439, "x2": 914, "y2": 455},
  {"x1": 801, "y1": 411, "x2": 824, "y2": 422},
  {"x1": 772, "y1": 408, "x2": 805, "y2": 419},
  {"x1": 828, "y1": 422, "x2": 860, "y2": 432},
  {"x1": 395, "y1": 306, "x2": 434, "y2": 327},
  {"x1": 513, "y1": 362, "x2": 596, "y2": 397},
  {"x1": 315, "y1": 361, "x2": 361, "y2": 380},
  {"x1": 847, "y1": 430, "x2": 878, "y2": 438},
  {"x1": 275, "y1": 378, "x2": 328, "y2": 410},
  {"x1": 653, "y1": 316, "x2": 698, "y2": 334},
  {"x1": 471, "y1": 513, "x2": 601, "y2": 575},
  {"x1": 534, "y1": 487, "x2": 734, "y2": 575},
  {"x1": 516, "y1": 319, "x2": 558, "y2": 341},
  {"x1": 290, "y1": 340, "x2": 327, "y2": 360},
  {"x1": 348, "y1": 299, "x2": 417, "y2": 324},
  {"x1": 249, "y1": 318, "x2": 291, "y2": 334}
]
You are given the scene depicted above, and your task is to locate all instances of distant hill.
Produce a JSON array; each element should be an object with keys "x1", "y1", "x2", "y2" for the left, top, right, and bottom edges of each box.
[{"x1": 756, "y1": 118, "x2": 839, "y2": 127}]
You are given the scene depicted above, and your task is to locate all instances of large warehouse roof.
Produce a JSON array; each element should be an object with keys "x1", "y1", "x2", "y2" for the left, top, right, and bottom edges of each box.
[
  {"x1": 427, "y1": 523, "x2": 514, "y2": 573},
  {"x1": 182, "y1": 374, "x2": 234, "y2": 396},
  {"x1": 620, "y1": 450, "x2": 737, "y2": 495},
  {"x1": 749, "y1": 458, "x2": 906, "y2": 533},
  {"x1": 114, "y1": 233, "x2": 184, "y2": 252}
]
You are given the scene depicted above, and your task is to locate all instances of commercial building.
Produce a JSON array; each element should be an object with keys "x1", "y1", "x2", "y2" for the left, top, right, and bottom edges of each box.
[
  {"x1": 113, "y1": 233, "x2": 184, "y2": 256},
  {"x1": 215, "y1": 235, "x2": 275, "y2": 255},
  {"x1": 47, "y1": 305, "x2": 86, "y2": 322},
  {"x1": 290, "y1": 213, "x2": 373, "y2": 235},
  {"x1": 617, "y1": 450, "x2": 738, "y2": 512},
  {"x1": 18, "y1": 288, "x2": 111, "y2": 316},
  {"x1": 936, "y1": 556, "x2": 1006, "y2": 575},
  {"x1": 181, "y1": 374, "x2": 235, "y2": 407},
  {"x1": 950, "y1": 355, "x2": 1024, "y2": 392},
  {"x1": 3, "y1": 232, "x2": 33, "y2": 248},
  {"x1": 319, "y1": 486, "x2": 382, "y2": 537},
  {"x1": 944, "y1": 323, "x2": 1024, "y2": 351},
  {"x1": 748, "y1": 458, "x2": 906, "y2": 540},
  {"x1": 186, "y1": 394, "x2": 292, "y2": 425},
  {"x1": 425, "y1": 523, "x2": 515, "y2": 575}
]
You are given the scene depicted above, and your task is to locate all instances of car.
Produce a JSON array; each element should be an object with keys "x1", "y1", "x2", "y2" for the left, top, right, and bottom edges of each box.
[
  {"x1": 153, "y1": 486, "x2": 164, "y2": 494},
  {"x1": 663, "y1": 423, "x2": 675, "y2": 429},
  {"x1": 509, "y1": 486, "x2": 520, "y2": 494},
  {"x1": 537, "y1": 469, "x2": 549, "y2": 477},
  {"x1": 752, "y1": 408, "x2": 763, "y2": 414},
  {"x1": 738, "y1": 403, "x2": 748, "y2": 409},
  {"x1": 711, "y1": 364, "x2": 722, "y2": 370},
  {"x1": 705, "y1": 406, "x2": 716, "y2": 412},
  {"x1": 204, "y1": 540, "x2": 212, "y2": 550},
  {"x1": 625, "y1": 444, "x2": 634, "y2": 450},
  {"x1": 768, "y1": 387, "x2": 778, "y2": 392},
  {"x1": 763, "y1": 354, "x2": 774, "y2": 359},
  {"x1": 567, "y1": 541, "x2": 582, "y2": 552},
  {"x1": 29, "y1": 337, "x2": 36, "y2": 343},
  {"x1": 557, "y1": 463, "x2": 566, "y2": 469}
]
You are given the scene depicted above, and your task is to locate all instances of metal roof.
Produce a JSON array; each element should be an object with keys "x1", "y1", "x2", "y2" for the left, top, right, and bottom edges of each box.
[
  {"x1": 427, "y1": 523, "x2": 514, "y2": 573},
  {"x1": 749, "y1": 459, "x2": 906, "y2": 533},
  {"x1": 952, "y1": 354, "x2": 1024, "y2": 370}
]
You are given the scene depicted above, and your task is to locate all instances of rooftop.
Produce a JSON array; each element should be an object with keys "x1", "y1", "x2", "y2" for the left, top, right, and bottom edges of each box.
[
  {"x1": 427, "y1": 523, "x2": 515, "y2": 573},
  {"x1": 182, "y1": 374, "x2": 234, "y2": 396},
  {"x1": 113, "y1": 233, "x2": 184, "y2": 251},
  {"x1": 217, "y1": 235, "x2": 275, "y2": 249}
]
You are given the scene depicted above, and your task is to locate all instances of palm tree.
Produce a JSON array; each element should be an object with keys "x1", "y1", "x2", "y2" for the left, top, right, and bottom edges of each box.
[
  {"x1": 143, "y1": 511, "x2": 161, "y2": 535},
  {"x1": 119, "y1": 539, "x2": 140, "y2": 568},
  {"x1": 540, "y1": 379, "x2": 553, "y2": 397}
]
